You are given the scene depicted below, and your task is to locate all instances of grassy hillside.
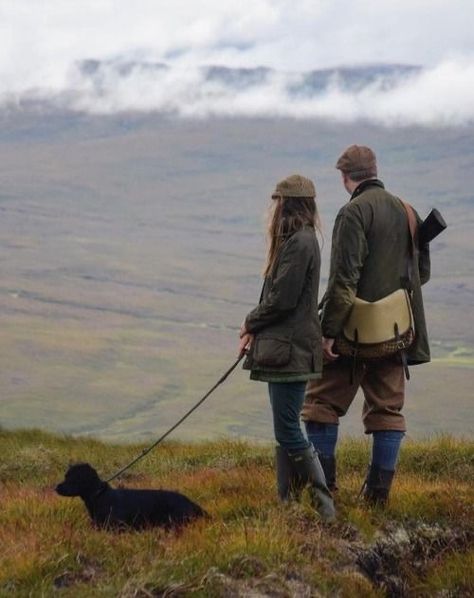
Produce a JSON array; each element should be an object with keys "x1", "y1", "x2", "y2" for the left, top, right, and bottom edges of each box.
[
  {"x1": 1, "y1": 429, "x2": 473, "y2": 596},
  {"x1": 0, "y1": 114, "x2": 473, "y2": 440}
]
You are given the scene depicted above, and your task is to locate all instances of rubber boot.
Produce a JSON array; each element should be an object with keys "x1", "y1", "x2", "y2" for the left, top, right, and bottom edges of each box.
[
  {"x1": 318, "y1": 454, "x2": 337, "y2": 492},
  {"x1": 287, "y1": 446, "x2": 336, "y2": 522},
  {"x1": 363, "y1": 464, "x2": 395, "y2": 507},
  {"x1": 275, "y1": 446, "x2": 304, "y2": 501}
]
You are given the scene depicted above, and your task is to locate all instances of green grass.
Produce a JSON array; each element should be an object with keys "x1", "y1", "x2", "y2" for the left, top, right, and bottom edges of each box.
[
  {"x1": 0, "y1": 428, "x2": 473, "y2": 596},
  {"x1": 432, "y1": 343, "x2": 474, "y2": 367}
]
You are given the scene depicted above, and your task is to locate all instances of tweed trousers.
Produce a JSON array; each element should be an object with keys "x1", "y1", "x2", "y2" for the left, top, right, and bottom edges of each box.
[{"x1": 302, "y1": 356, "x2": 406, "y2": 433}]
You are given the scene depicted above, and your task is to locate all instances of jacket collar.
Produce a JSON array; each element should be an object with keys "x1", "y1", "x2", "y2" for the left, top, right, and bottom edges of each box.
[{"x1": 351, "y1": 178, "x2": 384, "y2": 201}]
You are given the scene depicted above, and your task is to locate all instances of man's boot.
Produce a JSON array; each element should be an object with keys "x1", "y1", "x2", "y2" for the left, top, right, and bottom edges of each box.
[
  {"x1": 287, "y1": 446, "x2": 336, "y2": 522},
  {"x1": 275, "y1": 445, "x2": 304, "y2": 501},
  {"x1": 318, "y1": 454, "x2": 337, "y2": 492},
  {"x1": 363, "y1": 464, "x2": 395, "y2": 507}
]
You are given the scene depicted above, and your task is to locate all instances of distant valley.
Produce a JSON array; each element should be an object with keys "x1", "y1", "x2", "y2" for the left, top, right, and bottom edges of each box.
[{"x1": 0, "y1": 96, "x2": 473, "y2": 441}]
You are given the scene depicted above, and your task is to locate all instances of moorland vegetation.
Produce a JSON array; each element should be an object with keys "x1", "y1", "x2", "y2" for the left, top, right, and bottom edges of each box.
[{"x1": 1, "y1": 428, "x2": 473, "y2": 596}]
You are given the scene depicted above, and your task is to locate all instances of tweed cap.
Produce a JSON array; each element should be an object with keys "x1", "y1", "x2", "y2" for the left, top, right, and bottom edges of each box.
[
  {"x1": 271, "y1": 174, "x2": 316, "y2": 199},
  {"x1": 336, "y1": 145, "x2": 377, "y2": 176}
]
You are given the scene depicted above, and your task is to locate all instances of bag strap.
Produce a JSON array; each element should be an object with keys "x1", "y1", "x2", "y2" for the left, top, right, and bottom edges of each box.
[
  {"x1": 400, "y1": 200, "x2": 418, "y2": 290},
  {"x1": 401, "y1": 200, "x2": 417, "y2": 255},
  {"x1": 399, "y1": 201, "x2": 417, "y2": 381},
  {"x1": 394, "y1": 322, "x2": 411, "y2": 380}
]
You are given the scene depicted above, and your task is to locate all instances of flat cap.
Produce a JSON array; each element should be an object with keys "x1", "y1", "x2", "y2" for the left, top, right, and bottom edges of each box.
[
  {"x1": 336, "y1": 145, "x2": 377, "y2": 176},
  {"x1": 272, "y1": 174, "x2": 316, "y2": 199}
]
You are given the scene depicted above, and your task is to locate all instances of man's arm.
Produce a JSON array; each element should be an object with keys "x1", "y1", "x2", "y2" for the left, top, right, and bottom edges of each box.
[
  {"x1": 321, "y1": 206, "x2": 368, "y2": 338},
  {"x1": 418, "y1": 242, "x2": 430, "y2": 285},
  {"x1": 415, "y1": 210, "x2": 431, "y2": 285}
]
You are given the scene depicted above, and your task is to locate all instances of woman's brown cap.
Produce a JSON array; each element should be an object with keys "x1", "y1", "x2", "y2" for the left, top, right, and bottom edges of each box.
[{"x1": 271, "y1": 174, "x2": 316, "y2": 199}]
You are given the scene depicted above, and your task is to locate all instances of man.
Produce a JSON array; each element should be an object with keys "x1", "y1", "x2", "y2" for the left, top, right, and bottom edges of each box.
[{"x1": 302, "y1": 145, "x2": 430, "y2": 505}]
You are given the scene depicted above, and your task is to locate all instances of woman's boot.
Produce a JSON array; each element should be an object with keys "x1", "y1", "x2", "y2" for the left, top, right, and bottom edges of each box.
[
  {"x1": 318, "y1": 454, "x2": 338, "y2": 492},
  {"x1": 287, "y1": 446, "x2": 336, "y2": 521},
  {"x1": 275, "y1": 446, "x2": 304, "y2": 501},
  {"x1": 305, "y1": 422, "x2": 339, "y2": 492}
]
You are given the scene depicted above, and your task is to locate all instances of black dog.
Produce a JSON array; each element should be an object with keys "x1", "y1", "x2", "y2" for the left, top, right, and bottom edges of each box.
[{"x1": 56, "y1": 463, "x2": 206, "y2": 530}]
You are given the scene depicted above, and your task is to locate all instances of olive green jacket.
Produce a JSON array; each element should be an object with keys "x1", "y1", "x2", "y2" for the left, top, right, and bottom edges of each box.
[
  {"x1": 243, "y1": 227, "x2": 323, "y2": 378},
  {"x1": 321, "y1": 179, "x2": 430, "y2": 365}
]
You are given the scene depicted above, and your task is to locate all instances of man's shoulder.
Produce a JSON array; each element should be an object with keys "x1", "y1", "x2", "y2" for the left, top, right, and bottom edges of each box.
[
  {"x1": 336, "y1": 197, "x2": 367, "y2": 220},
  {"x1": 349, "y1": 186, "x2": 404, "y2": 217},
  {"x1": 353, "y1": 184, "x2": 394, "y2": 204}
]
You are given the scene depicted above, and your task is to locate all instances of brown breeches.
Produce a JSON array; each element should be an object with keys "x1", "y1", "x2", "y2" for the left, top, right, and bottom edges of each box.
[{"x1": 302, "y1": 356, "x2": 406, "y2": 433}]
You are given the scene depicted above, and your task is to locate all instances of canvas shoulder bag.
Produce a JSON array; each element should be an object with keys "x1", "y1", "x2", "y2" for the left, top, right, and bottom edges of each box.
[{"x1": 335, "y1": 288, "x2": 415, "y2": 358}]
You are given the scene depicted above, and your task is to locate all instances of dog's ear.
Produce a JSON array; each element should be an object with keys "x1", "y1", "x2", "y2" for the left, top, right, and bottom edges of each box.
[{"x1": 66, "y1": 460, "x2": 80, "y2": 474}]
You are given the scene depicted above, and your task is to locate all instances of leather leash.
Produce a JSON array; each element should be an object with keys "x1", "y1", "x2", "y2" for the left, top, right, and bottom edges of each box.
[{"x1": 103, "y1": 353, "x2": 245, "y2": 484}]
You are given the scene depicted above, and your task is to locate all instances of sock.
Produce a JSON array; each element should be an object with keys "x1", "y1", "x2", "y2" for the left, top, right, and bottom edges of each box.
[
  {"x1": 371, "y1": 430, "x2": 405, "y2": 471},
  {"x1": 305, "y1": 422, "x2": 338, "y2": 457}
]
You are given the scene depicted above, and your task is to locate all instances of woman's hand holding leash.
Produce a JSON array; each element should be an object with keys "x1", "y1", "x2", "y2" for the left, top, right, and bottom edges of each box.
[
  {"x1": 238, "y1": 324, "x2": 254, "y2": 358},
  {"x1": 238, "y1": 334, "x2": 253, "y2": 358}
]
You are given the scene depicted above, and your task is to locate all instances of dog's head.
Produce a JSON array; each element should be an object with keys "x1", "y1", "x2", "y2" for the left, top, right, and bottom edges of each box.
[{"x1": 56, "y1": 463, "x2": 103, "y2": 497}]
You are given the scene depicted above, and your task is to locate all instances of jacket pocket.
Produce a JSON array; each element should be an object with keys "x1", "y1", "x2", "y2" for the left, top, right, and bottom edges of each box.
[{"x1": 252, "y1": 336, "x2": 292, "y2": 368}]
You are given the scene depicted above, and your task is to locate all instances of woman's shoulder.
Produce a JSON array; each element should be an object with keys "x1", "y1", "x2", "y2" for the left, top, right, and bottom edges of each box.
[
  {"x1": 289, "y1": 226, "x2": 318, "y2": 247},
  {"x1": 278, "y1": 227, "x2": 319, "y2": 264}
]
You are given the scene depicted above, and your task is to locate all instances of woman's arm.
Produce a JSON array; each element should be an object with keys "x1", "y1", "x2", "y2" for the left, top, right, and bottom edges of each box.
[{"x1": 244, "y1": 234, "x2": 316, "y2": 334}]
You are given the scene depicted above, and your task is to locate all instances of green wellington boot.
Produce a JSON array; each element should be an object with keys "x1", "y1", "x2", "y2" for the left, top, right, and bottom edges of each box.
[
  {"x1": 275, "y1": 445, "x2": 305, "y2": 501},
  {"x1": 287, "y1": 446, "x2": 336, "y2": 522},
  {"x1": 318, "y1": 454, "x2": 338, "y2": 492}
]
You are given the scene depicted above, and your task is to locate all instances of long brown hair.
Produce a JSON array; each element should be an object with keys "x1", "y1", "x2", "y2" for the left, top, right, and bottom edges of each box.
[{"x1": 264, "y1": 196, "x2": 321, "y2": 277}]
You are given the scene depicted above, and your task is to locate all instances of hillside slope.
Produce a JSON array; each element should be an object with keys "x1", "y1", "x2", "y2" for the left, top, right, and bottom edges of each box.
[
  {"x1": 1, "y1": 113, "x2": 473, "y2": 440},
  {"x1": 1, "y1": 429, "x2": 473, "y2": 596}
]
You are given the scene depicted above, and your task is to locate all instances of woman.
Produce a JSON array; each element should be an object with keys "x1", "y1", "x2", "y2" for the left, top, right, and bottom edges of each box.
[{"x1": 239, "y1": 174, "x2": 335, "y2": 521}]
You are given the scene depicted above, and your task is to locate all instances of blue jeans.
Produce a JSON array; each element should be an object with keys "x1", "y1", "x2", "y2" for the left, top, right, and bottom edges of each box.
[{"x1": 268, "y1": 382, "x2": 310, "y2": 451}]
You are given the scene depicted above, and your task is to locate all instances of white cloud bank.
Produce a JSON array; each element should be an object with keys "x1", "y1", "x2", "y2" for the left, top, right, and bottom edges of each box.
[{"x1": 1, "y1": 1, "x2": 474, "y2": 126}]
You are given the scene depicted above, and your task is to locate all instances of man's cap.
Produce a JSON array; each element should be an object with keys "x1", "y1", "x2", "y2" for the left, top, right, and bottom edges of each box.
[
  {"x1": 335, "y1": 145, "x2": 377, "y2": 176},
  {"x1": 272, "y1": 174, "x2": 316, "y2": 199}
]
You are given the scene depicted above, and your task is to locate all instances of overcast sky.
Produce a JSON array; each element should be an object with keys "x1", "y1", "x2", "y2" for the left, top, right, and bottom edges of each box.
[{"x1": 1, "y1": 1, "x2": 473, "y2": 125}]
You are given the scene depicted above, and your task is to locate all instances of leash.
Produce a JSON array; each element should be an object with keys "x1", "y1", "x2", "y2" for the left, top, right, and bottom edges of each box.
[{"x1": 104, "y1": 353, "x2": 245, "y2": 484}]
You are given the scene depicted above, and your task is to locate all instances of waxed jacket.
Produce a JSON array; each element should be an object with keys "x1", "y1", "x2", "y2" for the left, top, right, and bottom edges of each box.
[
  {"x1": 321, "y1": 179, "x2": 430, "y2": 365},
  {"x1": 243, "y1": 227, "x2": 323, "y2": 376}
]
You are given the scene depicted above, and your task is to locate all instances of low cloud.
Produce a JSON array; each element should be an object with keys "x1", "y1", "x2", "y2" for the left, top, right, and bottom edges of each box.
[
  {"x1": 4, "y1": 59, "x2": 474, "y2": 127},
  {"x1": 1, "y1": 1, "x2": 474, "y2": 126}
]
